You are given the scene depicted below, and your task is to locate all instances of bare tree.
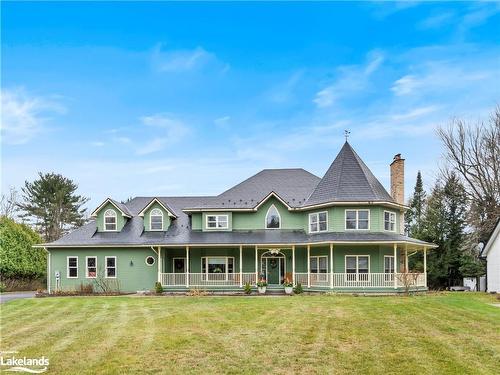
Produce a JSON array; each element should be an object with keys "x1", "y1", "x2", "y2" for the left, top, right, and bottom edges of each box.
[
  {"x1": 437, "y1": 108, "x2": 500, "y2": 241},
  {"x1": 0, "y1": 187, "x2": 20, "y2": 219}
]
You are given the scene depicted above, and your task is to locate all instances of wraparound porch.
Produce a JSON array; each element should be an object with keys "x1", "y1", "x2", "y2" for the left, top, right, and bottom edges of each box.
[{"x1": 155, "y1": 243, "x2": 429, "y2": 292}]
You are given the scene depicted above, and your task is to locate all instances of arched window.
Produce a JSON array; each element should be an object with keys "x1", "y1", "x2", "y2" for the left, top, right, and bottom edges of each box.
[
  {"x1": 265, "y1": 204, "x2": 281, "y2": 229},
  {"x1": 150, "y1": 208, "x2": 163, "y2": 231},
  {"x1": 104, "y1": 209, "x2": 117, "y2": 231}
]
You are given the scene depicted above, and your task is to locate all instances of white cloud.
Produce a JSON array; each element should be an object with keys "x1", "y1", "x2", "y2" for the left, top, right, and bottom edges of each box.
[
  {"x1": 265, "y1": 71, "x2": 304, "y2": 104},
  {"x1": 313, "y1": 51, "x2": 384, "y2": 108},
  {"x1": 391, "y1": 74, "x2": 420, "y2": 96},
  {"x1": 214, "y1": 116, "x2": 231, "y2": 128},
  {"x1": 90, "y1": 141, "x2": 105, "y2": 147},
  {"x1": 137, "y1": 114, "x2": 190, "y2": 155},
  {"x1": 151, "y1": 44, "x2": 228, "y2": 73},
  {"x1": 418, "y1": 12, "x2": 455, "y2": 29},
  {"x1": 1, "y1": 88, "x2": 65, "y2": 145},
  {"x1": 391, "y1": 106, "x2": 439, "y2": 121}
]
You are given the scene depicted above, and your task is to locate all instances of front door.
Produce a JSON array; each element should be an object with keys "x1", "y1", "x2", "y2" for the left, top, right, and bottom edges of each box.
[
  {"x1": 267, "y1": 258, "x2": 282, "y2": 285},
  {"x1": 173, "y1": 258, "x2": 186, "y2": 273}
]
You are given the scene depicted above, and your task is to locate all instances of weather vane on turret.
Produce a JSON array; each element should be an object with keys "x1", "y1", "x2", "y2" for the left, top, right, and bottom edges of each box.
[{"x1": 344, "y1": 129, "x2": 351, "y2": 141}]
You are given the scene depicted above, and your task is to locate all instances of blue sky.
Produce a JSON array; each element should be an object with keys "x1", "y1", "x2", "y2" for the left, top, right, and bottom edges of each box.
[{"x1": 2, "y1": 1, "x2": 499, "y2": 210}]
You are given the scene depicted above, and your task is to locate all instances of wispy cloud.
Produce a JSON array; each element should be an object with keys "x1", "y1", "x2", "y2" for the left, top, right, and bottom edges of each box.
[
  {"x1": 313, "y1": 50, "x2": 384, "y2": 108},
  {"x1": 151, "y1": 43, "x2": 229, "y2": 73},
  {"x1": 265, "y1": 71, "x2": 304, "y2": 104},
  {"x1": 137, "y1": 114, "x2": 191, "y2": 155},
  {"x1": 1, "y1": 88, "x2": 66, "y2": 145},
  {"x1": 90, "y1": 141, "x2": 105, "y2": 147},
  {"x1": 418, "y1": 12, "x2": 455, "y2": 29},
  {"x1": 214, "y1": 116, "x2": 231, "y2": 128}
]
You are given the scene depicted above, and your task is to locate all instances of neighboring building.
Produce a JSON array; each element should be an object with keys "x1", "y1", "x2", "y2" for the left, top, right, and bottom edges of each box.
[
  {"x1": 481, "y1": 219, "x2": 500, "y2": 293},
  {"x1": 38, "y1": 142, "x2": 436, "y2": 293}
]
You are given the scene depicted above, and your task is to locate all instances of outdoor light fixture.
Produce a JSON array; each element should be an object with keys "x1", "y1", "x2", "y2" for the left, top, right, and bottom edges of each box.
[{"x1": 130, "y1": 260, "x2": 134, "y2": 267}]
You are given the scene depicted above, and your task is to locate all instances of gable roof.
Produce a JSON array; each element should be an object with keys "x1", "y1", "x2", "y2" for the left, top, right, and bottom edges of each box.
[
  {"x1": 137, "y1": 197, "x2": 177, "y2": 218},
  {"x1": 304, "y1": 142, "x2": 395, "y2": 206},
  {"x1": 90, "y1": 198, "x2": 133, "y2": 218},
  {"x1": 481, "y1": 218, "x2": 500, "y2": 257},
  {"x1": 183, "y1": 168, "x2": 321, "y2": 211}
]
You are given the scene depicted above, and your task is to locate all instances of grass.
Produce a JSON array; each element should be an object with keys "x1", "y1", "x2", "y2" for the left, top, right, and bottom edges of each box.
[{"x1": 1, "y1": 293, "x2": 499, "y2": 374}]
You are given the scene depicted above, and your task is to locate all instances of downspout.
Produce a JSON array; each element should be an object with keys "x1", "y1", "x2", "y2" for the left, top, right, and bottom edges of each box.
[{"x1": 43, "y1": 247, "x2": 51, "y2": 293}]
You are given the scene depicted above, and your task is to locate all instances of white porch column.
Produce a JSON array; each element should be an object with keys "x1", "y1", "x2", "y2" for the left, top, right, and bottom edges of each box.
[
  {"x1": 292, "y1": 245, "x2": 296, "y2": 286},
  {"x1": 186, "y1": 246, "x2": 190, "y2": 288},
  {"x1": 157, "y1": 246, "x2": 161, "y2": 284},
  {"x1": 329, "y1": 243, "x2": 334, "y2": 289},
  {"x1": 255, "y1": 245, "x2": 258, "y2": 285},
  {"x1": 405, "y1": 244, "x2": 408, "y2": 272},
  {"x1": 423, "y1": 246, "x2": 427, "y2": 288},
  {"x1": 239, "y1": 245, "x2": 243, "y2": 288},
  {"x1": 393, "y1": 243, "x2": 397, "y2": 289},
  {"x1": 307, "y1": 244, "x2": 311, "y2": 288}
]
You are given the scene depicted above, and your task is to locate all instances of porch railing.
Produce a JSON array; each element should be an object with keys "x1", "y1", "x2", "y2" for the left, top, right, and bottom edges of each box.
[{"x1": 160, "y1": 272, "x2": 425, "y2": 289}]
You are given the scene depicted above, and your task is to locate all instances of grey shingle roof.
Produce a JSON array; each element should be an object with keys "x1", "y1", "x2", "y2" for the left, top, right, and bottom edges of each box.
[
  {"x1": 184, "y1": 169, "x2": 321, "y2": 210},
  {"x1": 109, "y1": 198, "x2": 133, "y2": 217},
  {"x1": 305, "y1": 142, "x2": 394, "y2": 206}
]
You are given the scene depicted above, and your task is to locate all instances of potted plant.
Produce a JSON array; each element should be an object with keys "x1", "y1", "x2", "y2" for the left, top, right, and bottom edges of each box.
[
  {"x1": 257, "y1": 279, "x2": 267, "y2": 294},
  {"x1": 283, "y1": 278, "x2": 293, "y2": 294}
]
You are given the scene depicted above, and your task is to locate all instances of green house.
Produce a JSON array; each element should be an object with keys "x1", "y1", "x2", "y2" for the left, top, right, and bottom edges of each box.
[{"x1": 40, "y1": 142, "x2": 436, "y2": 293}]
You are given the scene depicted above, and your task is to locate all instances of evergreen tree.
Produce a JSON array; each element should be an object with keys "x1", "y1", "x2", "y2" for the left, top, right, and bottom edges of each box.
[
  {"x1": 405, "y1": 171, "x2": 426, "y2": 237},
  {"x1": 18, "y1": 172, "x2": 89, "y2": 242}
]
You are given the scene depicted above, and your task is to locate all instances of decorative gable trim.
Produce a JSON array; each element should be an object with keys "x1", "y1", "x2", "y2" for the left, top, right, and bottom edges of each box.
[
  {"x1": 138, "y1": 198, "x2": 177, "y2": 218},
  {"x1": 90, "y1": 198, "x2": 132, "y2": 218},
  {"x1": 253, "y1": 191, "x2": 292, "y2": 211}
]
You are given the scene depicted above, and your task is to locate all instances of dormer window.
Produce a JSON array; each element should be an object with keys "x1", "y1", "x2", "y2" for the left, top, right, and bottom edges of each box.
[
  {"x1": 104, "y1": 209, "x2": 117, "y2": 231},
  {"x1": 150, "y1": 208, "x2": 163, "y2": 231},
  {"x1": 265, "y1": 204, "x2": 281, "y2": 229}
]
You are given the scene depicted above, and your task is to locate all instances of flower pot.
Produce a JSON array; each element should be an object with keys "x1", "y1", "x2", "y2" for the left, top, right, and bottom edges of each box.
[
  {"x1": 284, "y1": 286, "x2": 293, "y2": 295},
  {"x1": 257, "y1": 286, "x2": 267, "y2": 294}
]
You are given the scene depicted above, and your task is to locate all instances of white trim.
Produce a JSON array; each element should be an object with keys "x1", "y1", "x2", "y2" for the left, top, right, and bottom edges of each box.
[
  {"x1": 150, "y1": 208, "x2": 164, "y2": 231},
  {"x1": 37, "y1": 240, "x2": 438, "y2": 249},
  {"x1": 105, "y1": 256, "x2": 117, "y2": 278},
  {"x1": 182, "y1": 200, "x2": 409, "y2": 212},
  {"x1": 85, "y1": 256, "x2": 97, "y2": 278},
  {"x1": 103, "y1": 209, "x2": 118, "y2": 232},
  {"x1": 482, "y1": 220, "x2": 500, "y2": 256},
  {"x1": 344, "y1": 209, "x2": 370, "y2": 231},
  {"x1": 308, "y1": 211, "x2": 328, "y2": 233},
  {"x1": 265, "y1": 204, "x2": 281, "y2": 229},
  {"x1": 205, "y1": 214, "x2": 229, "y2": 230},
  {"x1": 239, "y1": 245, "x2": 243, "y2": 288},
  {"x1": 47, "y1": 249, "x2": 51, "y2": 293},
  {"x1": 67, "y1": 256, "x2": 78, "y2": 279},
  {"x1": 145, "y1": 255, "x2": 156, "y2": 266},
  {"x1": 383, "y1": 210, "x2": 396, "y2": 232},
  {"x1": 138, "y1": 197, "x2": 176, "y2": 218},
  {"x1": 90, "y1": 198, "x2": 131, "y2": 218},
  {"x1": 172, "y1": 257, "x2": 186, "y2": 273},
  {"x1": 344, "y1": 254, "x2": 370, "y2": 281},
  {"x1": 329, "y1": 243, "x2": 334, "y2": 289},
  {"x1": 309, "y1": 255, "x2": 328, "y2": 274},
  {"x1": 254, "y1": 191, "x2": 292, "y2": 210},
  {"x1": 260, "y1": 250, "x2": 286, "y2": 285},
  {"x1": 292, "y1": 245, "x2": 296, "y2": 286}
]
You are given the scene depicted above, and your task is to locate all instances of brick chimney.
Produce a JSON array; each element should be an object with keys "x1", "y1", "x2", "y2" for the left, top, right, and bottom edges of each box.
[{"x1": 390, "y1": 154, "x2": 405, "y2": 205}]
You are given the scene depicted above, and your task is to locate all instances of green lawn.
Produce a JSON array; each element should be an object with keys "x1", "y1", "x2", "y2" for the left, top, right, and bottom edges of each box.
[{"x1": 1, "y1": 293, "x2": 499, "y2": 374}]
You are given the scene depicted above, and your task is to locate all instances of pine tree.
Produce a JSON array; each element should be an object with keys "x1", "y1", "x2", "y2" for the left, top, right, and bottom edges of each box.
[
  {"x1": 18, "y1": 172, "x2": 89, "y2": 242},
  {"x1": 405, "y1": 171, "x2": 426, "y2": 238}
]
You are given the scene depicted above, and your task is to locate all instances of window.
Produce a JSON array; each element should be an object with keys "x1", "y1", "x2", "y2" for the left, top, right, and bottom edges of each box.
[
  {"x1": 86, "y1": 256, "x2": 97, "y2": 278},
  {"x1": 345, "y1": 255, "x2": 369, "y2": 281},
  {"x1": 201, "y1": 257, "x2": 234, "y2": 280},
  {"x1": 384, "y1": 211, "x2": 396, "y2": 232},
  {"x1": 105, "y1": 256, "x2": 117, "y2": 278},
  {"x1": 265, "y1": 204, "x2": 281, "y2": 229},
  {"x1": 150, "y1": 208, "x2": 163, "y2": 231},
  {"x1": 145, "y1": 256, "x2": 155, "y2": 266},
  {"x1": 345, "y1": 210, "x2": 370, "y2": 230},
  {"x1": 384, "y1": 255, "x2": 395, "y2": 281},
  {"x1": 206, "y1": 215, "x2": 229, "y2": 229},
  {"x1": 104, "y1": 209, "x2": 117, "y2": 231},
  {"x1": 309, "y1": 211, "x2": 328, "y2": 233},
  {"x1": 67, "y1": 256, "x2": 78, "y2": 278},
  {"x1": 310, "y1": 256, "x2": 328, "y2": 273}
]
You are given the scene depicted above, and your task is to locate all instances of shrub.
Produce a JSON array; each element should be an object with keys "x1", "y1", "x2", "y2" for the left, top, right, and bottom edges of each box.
[
  {"x1": 155, "y1": 281, "x2": 163, "y2": 294},
  {"x1": 0, "y1": 282, "x2": 6, "y2": 293},
  {"x1": 244, "y1": 282, "x2": 252, "y2": 295},
  {"x1": 78, "y1": 283, "x2": 94, "y2": 294},
  {"x1": 293, "y1": 283, "x2": 303, "y2": 294},
  {"x1": 187, "y1": 288, "x2": 209, "y2": 296}
]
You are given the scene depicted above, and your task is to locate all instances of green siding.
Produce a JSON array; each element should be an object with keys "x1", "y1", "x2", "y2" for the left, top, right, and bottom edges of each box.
[
  {"x1": 49, "y1": 247, "x2": 157, "y2": 293},
  {"x1": 95, "y1": 202, "x2": 127, "y2": 232},
  {"x1": 191, "y1": 213, "x2": 202, "y2": 230},
  {"x1": 143, "y1": 202, "x2": 172, "y2": 231}
]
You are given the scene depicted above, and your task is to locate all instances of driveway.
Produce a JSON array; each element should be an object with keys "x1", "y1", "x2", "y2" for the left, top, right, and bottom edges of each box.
[{"x1": 0, "y1": 291, "x2": 36, "y2": 303}]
